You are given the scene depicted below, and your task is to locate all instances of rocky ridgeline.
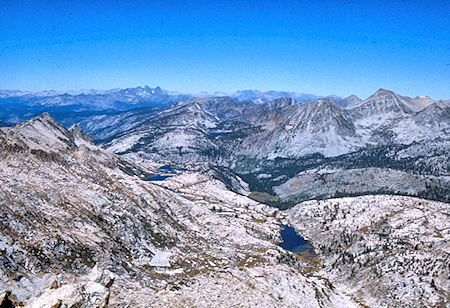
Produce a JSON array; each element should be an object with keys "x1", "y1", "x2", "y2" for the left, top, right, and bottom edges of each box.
[
  {"x1": 26, "y1": 266, "x2": 114, "y2": 308},
  {"x1": 99, "y1": 89, "x2": 449, "y2": 163},
  {"x1": 93, "y1": 89, "x2": 449, "y2": 205}
]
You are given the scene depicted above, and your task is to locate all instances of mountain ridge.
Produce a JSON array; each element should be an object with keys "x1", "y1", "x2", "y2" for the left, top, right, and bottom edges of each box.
[
  {"x1": 0, "y1": 113, "x2": 362, "y2": 307},
  {"x1": 99, "y1": 88, "x2": 447, "y2": 161}
]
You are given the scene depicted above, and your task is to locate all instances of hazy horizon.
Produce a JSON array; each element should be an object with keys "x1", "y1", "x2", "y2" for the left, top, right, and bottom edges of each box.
[{"x1": 2, "y1": 85, "x2": 449, "y2": 102}]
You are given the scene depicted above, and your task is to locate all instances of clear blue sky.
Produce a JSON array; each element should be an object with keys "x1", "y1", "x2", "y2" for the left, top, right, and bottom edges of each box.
[{"x1": 1, "y1": 0, "x2": 449, "y2": 99}]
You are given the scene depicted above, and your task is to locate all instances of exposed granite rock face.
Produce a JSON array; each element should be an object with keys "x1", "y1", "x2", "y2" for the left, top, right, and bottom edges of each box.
[
  {"x1": 27, "y1": 266, "x2": 113, "y2": 308},
  {"x1": 288, "y1": 195, "x2": 450, "y2": 307},
  {"x1": 0, "y1": 115, "x2": 358, "y2": 307},
  {"x1": 1, "y1": 290, "x2": 19, "y2": 307}
]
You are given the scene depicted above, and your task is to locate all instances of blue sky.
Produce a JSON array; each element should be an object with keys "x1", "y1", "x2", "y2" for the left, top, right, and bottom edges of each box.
[{"x1": 1, "y1": 0, "x2": 449, "y2": 99}]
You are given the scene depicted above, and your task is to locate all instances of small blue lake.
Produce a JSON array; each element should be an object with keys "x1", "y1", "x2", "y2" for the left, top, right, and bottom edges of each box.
[
  {"x1": 144, "y1": 165, "x2": 188, "y2": 181},
  {"x1": 278, "y1": 225, "x2": 313, "y2": 254},
  {"x1": 208, "y1": 132, "x2": 231, "y2": 136},
  {"x1": 145, "y1": 175, "x2": 173, "y2": 181}
]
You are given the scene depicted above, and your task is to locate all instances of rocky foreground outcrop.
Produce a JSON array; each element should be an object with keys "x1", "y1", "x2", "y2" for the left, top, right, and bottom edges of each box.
[
  {"x1": 288, "y1": 195, "x2": 449, "y2": 307},
  {"x1": 27, "y1": 266, "x2": 114, "y2": 308}
]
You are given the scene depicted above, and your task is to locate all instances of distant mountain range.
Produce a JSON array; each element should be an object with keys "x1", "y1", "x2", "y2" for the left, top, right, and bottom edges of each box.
[
  {"x1": 0, "y1": 86, "x2": 327, "y2": 126},
  {"x1": 2, "y1": 85, "x2": 446, "y2": 126},
  {"x1": 0, "y1": 87, "x2": 320, "y2": 104},
  {"x1": 1, "y1": 86, "x2": 448, "y2": 205},
  {"x1": 0, "y1": 86, "x2": 193, "y2": 124},
  {"x1": 93, "y1": 88, "x2": 449, "y2": 204},
  {"x1": 229, "y1": 89, "x2": 321, "y2": 102},
  {"x1": 99, "y1": 88, "x2": 449, "y2": 159}
]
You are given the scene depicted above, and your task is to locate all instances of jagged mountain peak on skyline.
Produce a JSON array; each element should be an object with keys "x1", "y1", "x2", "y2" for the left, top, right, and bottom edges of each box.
[
  {"x1": 343, "y1": 94, "x2": 362, "y2": 105},
  {"x1": 16, "y1": 111, "x2": 64, "y2": 133},
  {"x1": 345, "y1": 88, "x2": 436, "y2": 119},
  {"x1": 30, "y1": 111, "x2": 54, "y2": 123},
  {"x1": 346, "y1": 94, "x2": 361, "y2": 100},
  {"x1": 346, "y1": 88, "x2": 402, "y2": 108},
  {"x1": 2, "y1": 112, "x2": 95, "y2": 152}
]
